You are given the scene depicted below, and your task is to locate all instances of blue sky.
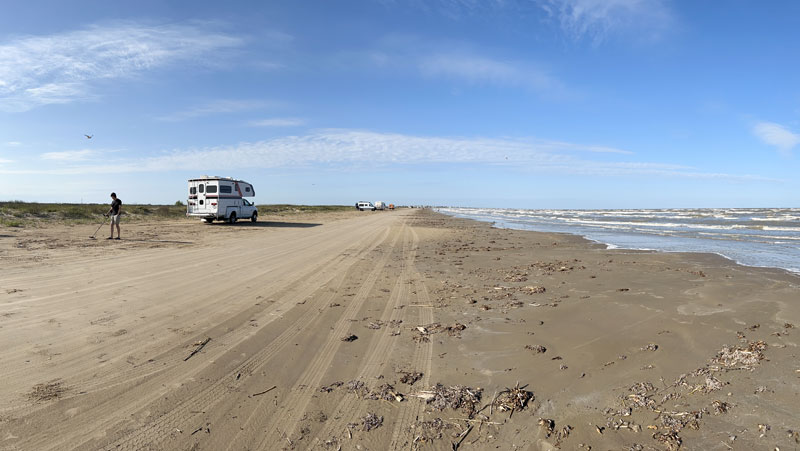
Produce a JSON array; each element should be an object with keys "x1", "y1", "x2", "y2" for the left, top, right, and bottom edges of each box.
[{"x1": 1, "y1": 0, "x2": 799, "y2": 208}]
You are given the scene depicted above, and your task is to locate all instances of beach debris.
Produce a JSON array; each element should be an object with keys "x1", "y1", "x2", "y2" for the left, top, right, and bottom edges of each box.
[
  {"x1": 787, "y1": 429, "x2": 800, "y2": 443},
  {"x1": 503, "y1": 271, "x2": 528, "y2": 282},
  {"x1": 653, "y1": 430, "x2": 682, "y2": 451},
  {"x1": 617, "y1": 288, "x2": 630, "y2": 292},
  {"x1": 785, "y1": 323, "x2": 795, "y2": 329},
  {"x1": 358, "y1": 413, "x2": 383, "y2": 431},
  {"x1": 709, "y1": 340, "x2": 767, "y2": 371},
  {"x1": 754, "y1": 385, "x2": 772, "y2": 394},
  {"x1": 538, "y1": 418, "x2": 556, "y2": 437},
  {"x1": 399, "y1": 370, "x2": 423, "y2": 385},
  {"x1": 641, "y1": 343, "x2": 659, "y2": 352},
  {"x1": 493, "y1": 382, "x2": 533, "y2": 412},
  {"x1": 347, "y1": 380, "x2": 367, "y2": 395},
  {"x1": 28, "y1": 379, "x2": 66, "y2": 402},
  {"x1": 748, "y1": 323, "x2": 760, "y2": 330},
  {"x1": 560, "y1": 364, "x2": 568, "y2": 370},
  {"x1": 251, "y1": 385, "x2": 276, "y2": 397},
  {"x1": 341, "y1": 334, "x2": 358, "y2": 342},
  {"x1": 758, "y1": 423, "x2": 771, "y2": 438},
  {"x1": 329, "y1": 302, "x2": 341, "y2": 307},
  {"x1": 711, "y1": 400, "x2": 731, "y2": 415},
  {"x1": 525, "y1": 344, "x2": 547, "y2": 354},
  {"x1": 184, "y1": 337, "x2": 211, "y2": 361},
  {"x1": 409, "y1": 418, "x2": 452, "y2": 444},
  {"x1": 366, "y1": 383, "x2": 403, "y2": 402},
  {"x1": 523, "y1": 285, "x2": 546, "y2": 294},
  {"x1": 415, "y1": 384, "x2": 482, "y2": 417},
  {"x1": 319, "y1": 381, "x2": 344, "y2": 393},
  {"x1": 413, "y1": 323, "x2": 467, "y2": 342},
  {"x1": 367, "y1": 321, "x2": 383, "y2": 330}
]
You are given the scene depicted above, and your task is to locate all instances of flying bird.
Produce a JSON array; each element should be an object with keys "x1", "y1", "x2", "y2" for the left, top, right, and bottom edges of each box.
[{"x1": 85, "y1": 134, "x2": 93, "y2": 139}]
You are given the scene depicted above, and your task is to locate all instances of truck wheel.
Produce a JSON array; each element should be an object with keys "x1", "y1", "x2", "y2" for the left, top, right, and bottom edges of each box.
[
  {"x1": 228, "y1": 212, "x2": 237, "y2": 224},
  {"x1": 251, "y1": 212, "x2": 258, "y2": 223},
  {"x1": 203, "y1": 218, "x2": 213, "y2": 223}
]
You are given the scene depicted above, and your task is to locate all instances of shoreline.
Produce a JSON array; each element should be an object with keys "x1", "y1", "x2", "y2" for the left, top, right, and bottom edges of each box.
[{"x1": 439, "y1": 208, "x2": 800, "y2": 277}]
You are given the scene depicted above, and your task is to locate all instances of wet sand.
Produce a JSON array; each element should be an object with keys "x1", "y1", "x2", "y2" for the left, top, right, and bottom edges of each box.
[{"x1": 0, "y1": 208, "x2": 798, "y2": 450}]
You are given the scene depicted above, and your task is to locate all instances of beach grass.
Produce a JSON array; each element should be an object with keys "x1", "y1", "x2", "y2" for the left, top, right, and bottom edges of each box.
[{"x1": 0, "y1": 201, "x2": 353, "y2": 227}]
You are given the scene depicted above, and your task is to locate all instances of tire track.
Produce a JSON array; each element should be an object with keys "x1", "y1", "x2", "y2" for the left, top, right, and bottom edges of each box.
[
  {"x1": 308, "y1": 223, "x2": 420, "y2": 448},
  {"x1": 12, "y1": 223, "x2": 393, "y2": 451},
  {"x1": 226, "y1": 223, "x2": 407, "y2": 451}
]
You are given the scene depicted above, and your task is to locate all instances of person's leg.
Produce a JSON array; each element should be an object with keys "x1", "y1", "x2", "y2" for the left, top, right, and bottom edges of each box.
[
  {"x1": 116, "y1": 222, "x2": 121, "y2": 239},
  {"x1": 109, "y1": 219, "x2": 114, "y2": 238}
]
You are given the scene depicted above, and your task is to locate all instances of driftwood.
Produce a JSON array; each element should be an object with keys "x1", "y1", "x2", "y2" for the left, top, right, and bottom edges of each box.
[
  {"x1": 184, "y1": 337, "x2": 211, "y2": 361},
  {"x1": 252, "y1": 385, "x2": 277, "y2": 397}
]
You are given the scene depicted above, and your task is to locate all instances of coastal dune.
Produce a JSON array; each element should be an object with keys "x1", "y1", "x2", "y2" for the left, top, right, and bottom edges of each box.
[{"x1": 0, "y1": 209, "x2": 798, "y2": 450}]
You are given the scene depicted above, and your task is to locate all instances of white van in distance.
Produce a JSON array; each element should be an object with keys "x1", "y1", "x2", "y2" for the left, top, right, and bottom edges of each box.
[{"x1": 187, "y1": 176, "x2": 258, "y2": 223}]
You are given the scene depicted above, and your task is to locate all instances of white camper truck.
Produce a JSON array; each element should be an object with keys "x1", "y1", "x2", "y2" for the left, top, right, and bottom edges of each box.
[
  {"x1": 374, "y1": 201, "x2": 386, "y2": 210},
  {"x1": 187, "y1": 177, "x2": 258, "y2": 223}
]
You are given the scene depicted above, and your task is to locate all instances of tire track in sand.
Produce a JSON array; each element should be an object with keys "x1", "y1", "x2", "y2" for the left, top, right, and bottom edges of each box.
[
  {"x1": 307, "y1": 223, "x2": 422, "y2": 448},
  {"x1": 225, "y1": 222, "x2": 408, "y2": 451},
  {"x1": 15, "y1": 226, "x2": 392, "y2": 451}
]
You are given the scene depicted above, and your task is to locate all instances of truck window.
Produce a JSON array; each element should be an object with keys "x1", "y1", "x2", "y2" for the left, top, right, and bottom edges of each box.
[
  {"x1": 199, "y1": 184, "x2": 204, "y2": 193},
  {"x1": 189, "y1": 187, "x2": 196, "y2": 194},
  {"x1": 220, "y1": 185, "x2": 232, "y2": 194},
  {"x1": 207, "y1": 185, "x2": 218, "y2": 193}
]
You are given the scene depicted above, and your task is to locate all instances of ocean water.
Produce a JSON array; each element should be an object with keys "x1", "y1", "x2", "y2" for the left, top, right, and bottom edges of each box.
[{"x1": 437, "y1": 208, "x2": 800, "y2": 274}]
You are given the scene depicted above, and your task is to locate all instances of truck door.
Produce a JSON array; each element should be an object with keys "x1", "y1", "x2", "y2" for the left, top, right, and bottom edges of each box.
[{"x1": 197, "y1": 182, "x2": 208, "y2": 213}]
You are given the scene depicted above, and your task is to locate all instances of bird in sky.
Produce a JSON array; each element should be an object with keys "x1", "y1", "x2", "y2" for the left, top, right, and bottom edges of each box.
[{"x1": 85, "y1": 134, "x2": 93, "y2": 139}]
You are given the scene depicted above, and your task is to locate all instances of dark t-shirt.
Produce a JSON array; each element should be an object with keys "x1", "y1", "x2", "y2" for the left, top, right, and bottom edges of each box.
[{"x1": 110, "y1": 198, "x2": 122, "y2": 215}]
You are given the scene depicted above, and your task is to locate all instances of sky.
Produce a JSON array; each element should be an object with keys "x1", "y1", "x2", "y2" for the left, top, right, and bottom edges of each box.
[{"x1": 1, "y1": 0, "x2": 799, "y2": 208}]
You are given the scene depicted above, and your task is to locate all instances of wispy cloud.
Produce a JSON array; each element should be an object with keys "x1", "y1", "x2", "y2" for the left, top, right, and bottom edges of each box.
[
  {"x1": 1, "y1": 129, "x2": 774, "y2": 182},
  {"x1": 5, "y1": 142, "x2": 22, "y2": 147},
  {"x1": 536, "y1": 0, "x2": 673, "y2": 43},
  {"x1": 0, "y1": 23, "x2": 242, "y2": 112},
  {"x1": 40, "y1": 149, "x2": 100, "y2": 161},
  {"x1": 0, "y1": 158, "x2": 13, "y2": 165},
  {"x1": 156, "y1": 100, "x2": 271, "y2": 122},
  {"x1": 247, "y1": 117, "x2": 305, "y2": 127},
  {"x1": 355, "y1": 36, "x2": 570, "y2": 97},
  {"x1": 752, "y1": 121, "x2": 799, "y2": 157}
]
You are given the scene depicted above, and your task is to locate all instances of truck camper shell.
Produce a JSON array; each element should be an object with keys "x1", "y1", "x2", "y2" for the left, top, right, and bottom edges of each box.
[{"x1": 187, "y1": 176, "x2": 257, "y2": 223}]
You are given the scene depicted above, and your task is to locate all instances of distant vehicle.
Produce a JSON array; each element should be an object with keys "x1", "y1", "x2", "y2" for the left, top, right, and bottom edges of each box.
[
  {"x1": 374, "y1": 201, "x2": 385, "y2": 210},
  {"x1": 187, "y1": 176, "x2": 258, "y2": 223},
  {"x1": 388, "y1": 204, "x2": 395, "y2": 210},
  {"x1": 356, "y1": 201, "x2": 376, "y2": 211}
]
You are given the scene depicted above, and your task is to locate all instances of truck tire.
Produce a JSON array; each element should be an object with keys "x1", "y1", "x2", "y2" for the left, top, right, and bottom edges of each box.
[
  {"x1": 251, "y1": 212, "x2": 258, "y2": 223},
  {"x1": 228, "y1": 212, "x2": 237, "y2": 224},
  {"x1": 203, "y1": 218, "x2": 213, "y2": 223}
]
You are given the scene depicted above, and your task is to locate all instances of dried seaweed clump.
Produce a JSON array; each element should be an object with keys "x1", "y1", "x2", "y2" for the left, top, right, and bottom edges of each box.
[
  {"x1": 346, "y1": 380, "x2": 369, "y2": 397},
  {"x1": 493, "y1": 383, "x2": 534, "y2": 412},
  {"x1": 319, "y1": 381, "x2": 344, "y2": 393},
  {"x1": 523, "y1": 285, "x2": 546, "y2": 294},
  {"x1": 537, "y1": 418, "x2": 572, "y2": 447},
  {"x1": 709, "y1": 340, "x2": 767, "y2": 371},
  {"x1": 367, "y1": 383, "x2": 403, "y2": 402},
  {"x1": 399, "y1": 370, "x2": 423, "y2": 385},
  {"x1": 653, "y1": 430, "x2": 682, "y2": 451},
  {"x1": 28, "y1": 380, "x2": 65, "y2": 402},
  {"x1": 525, "y1": 344, "x2": 547, "y2": 354},
  {"x1": 360, "y1": 413, "x2": 383, "y2": 431},
  {"x1": 711, "y1": 400, "x2": 731, "y2": 415},
  {"x1": 418, "y1": 384, "x2": 482, "y2": 417}
]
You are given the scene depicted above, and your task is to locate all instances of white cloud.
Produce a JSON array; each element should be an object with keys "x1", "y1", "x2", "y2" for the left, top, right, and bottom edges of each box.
[
  {"x1": 247, "y1": 118, "x2": 306, "y2": 127},
  {"x1": 0, "y1": 23, "x2": 242, "y2": 112},
  {"x1": 0, "y1": 129, "x2": 774, "y2": 182},
  {"x1": 40, "y1": 149, "x2": 99, "y2": 161},
  {"x1": 419, "y1": 53, "x2": 564, "y2": 93},
  {"x1": 5, "y1": 141, "x2": 22, "y2": 147},
  {"x1": 156, "y1": 100, "x2": 271, "y2": 122},
  {"x1": 536, "y1": 0, "x2": 672, "y2": 42},
  {"x1": 356, "y1": 36, "x2": 570, "y2": 97},
  {"x1": 752, "y1": 121, "x2": 799, "y2": 157},
  {"x1": 0, "y1": 158, "x2": 13, "y2": 165}
]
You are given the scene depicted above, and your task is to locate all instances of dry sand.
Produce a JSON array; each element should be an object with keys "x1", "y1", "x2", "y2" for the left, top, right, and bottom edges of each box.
[{"x1": 1, "y1": 209, "x2": 798, "y2": 450}]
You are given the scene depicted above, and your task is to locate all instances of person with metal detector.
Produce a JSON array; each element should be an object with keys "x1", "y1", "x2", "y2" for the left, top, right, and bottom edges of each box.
[{"x1": 105, "y1": 192, "x2": 122, "y2": 240}]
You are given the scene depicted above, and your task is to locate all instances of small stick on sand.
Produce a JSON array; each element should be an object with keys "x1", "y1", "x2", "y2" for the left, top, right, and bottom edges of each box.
[
  {"x1": 452, "y1": 425, "x2": 473, "y2": 450},
  {"x1": 489, "y1": 389, "x2": 498, "y2": 415},
  {"x1": 184, "y1": 337, "x2": 211, "y2": 361},
  {"x1": 251, "y1": 385, "x2": 277, "y2": 397}
]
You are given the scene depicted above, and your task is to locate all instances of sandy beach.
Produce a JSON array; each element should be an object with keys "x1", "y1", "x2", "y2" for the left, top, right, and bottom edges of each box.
[{"x1": 1, "y1": 208, "x2": 798, "y2": 450}]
